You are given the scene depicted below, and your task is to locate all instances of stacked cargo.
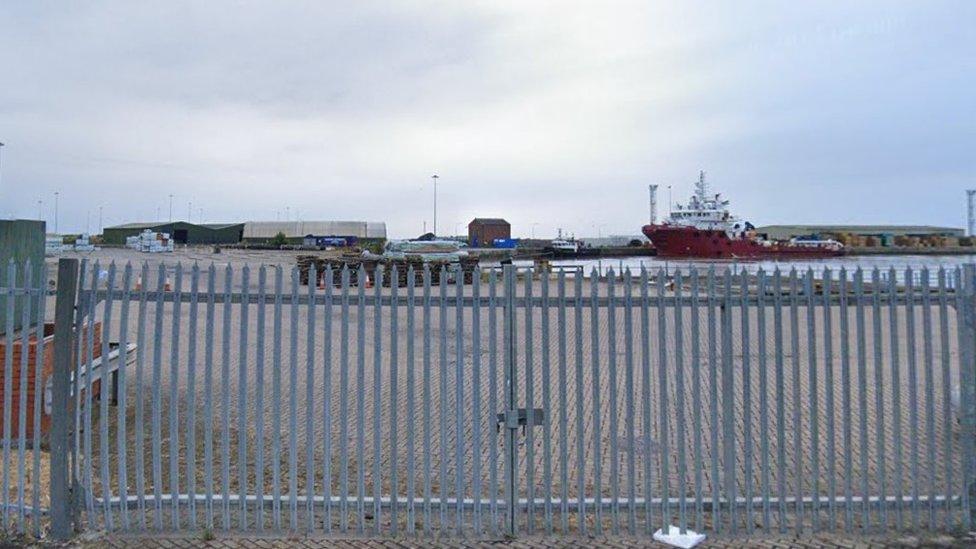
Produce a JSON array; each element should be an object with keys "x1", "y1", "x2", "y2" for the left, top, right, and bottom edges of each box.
[
  {"x1": 73, "y1": 233, "x2": 97, "y2": 252},
  {"x1": 296, "y1": 255, "x2": 366, "y2": 286},
  {"x1": 297, "y1": 255, "x2": 478, "y2": 287},
  {"x1": 126, "y1": 229, "x2": 174, "y2": 253},
  {"x1": 378, "y1": 257, "x2": 479, "y2": 286},
  {"x1": 45, "y1": 236, "x2": 64, "y2": 256}
]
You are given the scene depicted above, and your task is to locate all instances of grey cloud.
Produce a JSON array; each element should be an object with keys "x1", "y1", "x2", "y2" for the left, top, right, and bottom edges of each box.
[{"x1": 0, "y1": 1, "x2": 973, "y2": 238}]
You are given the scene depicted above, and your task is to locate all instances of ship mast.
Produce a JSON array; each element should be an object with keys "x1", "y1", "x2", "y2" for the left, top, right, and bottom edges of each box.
[{"x1": 694, "y1": 170, "x2": 709, "y2": 203}]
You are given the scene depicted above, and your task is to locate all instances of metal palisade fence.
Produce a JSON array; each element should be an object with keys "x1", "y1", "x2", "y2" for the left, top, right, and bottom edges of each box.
[
  {"x1": 0, "y1": 259, "x2": 48, "y2": 538},
  {"x1": 2, "y1": 258, "x2": 975, "y2": 540}
]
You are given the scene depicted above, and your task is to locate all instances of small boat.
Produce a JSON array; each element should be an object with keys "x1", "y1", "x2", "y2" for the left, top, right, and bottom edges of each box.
[{"x1": 550, "y1": 239, "x2": 579, "y2": 254}]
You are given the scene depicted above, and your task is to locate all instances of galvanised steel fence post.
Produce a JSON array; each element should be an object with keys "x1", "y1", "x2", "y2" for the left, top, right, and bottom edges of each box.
[
  {"x1": 962, "y1": 264, "x2": 976, "y2": 528},
  {"x1": 50, "y1": 258, "x2": 79, "y2": 540},
  {"x1": 503, "y1": 265, "x2": 519, "y2": 536}
]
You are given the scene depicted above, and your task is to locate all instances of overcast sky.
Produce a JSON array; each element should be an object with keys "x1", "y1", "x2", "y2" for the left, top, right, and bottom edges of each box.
[{"x1": 0, "y1": 1, "x2": 973, "y2": 238}]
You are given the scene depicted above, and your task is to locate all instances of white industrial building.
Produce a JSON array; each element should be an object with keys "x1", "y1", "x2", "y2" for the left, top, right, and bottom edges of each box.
[
  {"x1": 579, "y1": 234, "x2": 647, "y2": 248},
  {"x1": 242, "y1": 221, "x2": 387, "y2": 242}
]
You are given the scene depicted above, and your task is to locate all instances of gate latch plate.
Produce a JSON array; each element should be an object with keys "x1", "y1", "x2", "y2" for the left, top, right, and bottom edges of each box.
[{"x1": 497, "y1": 408, "x2": 545, "y2": 433}]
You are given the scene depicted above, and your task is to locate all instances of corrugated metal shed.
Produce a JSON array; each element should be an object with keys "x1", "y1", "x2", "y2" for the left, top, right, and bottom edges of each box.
[
  {"x1": 201, "y1": 223, "x2": 247, "y2": 231},
  {"x1": 243, "y1": 221, "x2": 387, "y2": 239},
  {"x1": 757, "y1": 225, "x2": 964, "y2": 240},
  {"x1": 107, "y1": 222, "x2": 168, "y2": 229},
  {"x1": 102, "y1": 221, "x2": 244, "y2": 245}
]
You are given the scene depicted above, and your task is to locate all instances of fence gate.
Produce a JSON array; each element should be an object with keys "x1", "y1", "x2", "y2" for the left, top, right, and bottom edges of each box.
[
  {"x1": 510, "y1": 263, "x2": 976, "y2": 538},
  {"x1": 14, "y1": 259, "x2": 976, "y2": 541}
]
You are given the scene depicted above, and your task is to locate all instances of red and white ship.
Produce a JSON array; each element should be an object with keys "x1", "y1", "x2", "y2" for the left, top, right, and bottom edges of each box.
[{"x1": 642, "y1": 172, "x2": 844, "y2": 259}]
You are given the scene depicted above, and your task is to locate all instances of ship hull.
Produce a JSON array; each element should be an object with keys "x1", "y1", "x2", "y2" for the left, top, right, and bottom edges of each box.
[{"x1": 642, "y1": 225, "x2": 844, "y2": 259}]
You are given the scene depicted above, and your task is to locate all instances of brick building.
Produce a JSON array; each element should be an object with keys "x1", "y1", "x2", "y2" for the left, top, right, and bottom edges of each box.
[{"x1": 468, "y1": 218, "x2": 511, "y2": 247}]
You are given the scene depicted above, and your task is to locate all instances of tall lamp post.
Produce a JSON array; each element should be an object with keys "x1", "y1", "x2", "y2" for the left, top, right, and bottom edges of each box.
[
  {"x1": 54, "y1": 191, "x2": 59, "y2": 234},
  {"x1": 0, "y1": 142, "x2": 5, "y2": 218},
  {"x1": 168, "y1": 194, "x2": 174, "y2": 222},
  {"x1": 431, "y1": 174, "x2": 439, "y2": 236}
]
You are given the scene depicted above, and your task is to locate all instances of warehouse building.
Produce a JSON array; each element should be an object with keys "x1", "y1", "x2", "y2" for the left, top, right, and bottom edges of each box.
[
  {"x1": 102, "y1": 222, "x2": 245, "y2": 245},
  {"x1": 757, "y1": 225, "x2": 964, "y2": 246},
  {"x1": 242, "y1": 221, "x2": 387, "y2": 245},
  {"x1": 579, "y1": 234, "x2": 648, "y2": 248},
  {"x1": 468, "y1": 218, "x2": 511, "y2": 247}
]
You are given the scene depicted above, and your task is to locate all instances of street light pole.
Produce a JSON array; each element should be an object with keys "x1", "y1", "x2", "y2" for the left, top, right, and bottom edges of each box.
[
  {"x1": 98, "y1": 205, "x2": 103, "y2": 235},
  {"x1": 37, "y1": 200, "x2": 42, "y2": 221},
  {"x1": 431, "y1": 174, "x2": 439, "y2": 236},
  {"x1": 54, "y1": 191, "x2": 59, "y2": 234},
  {"x1": 168, "y1": 194, "x2": 174, "y2": 222}
]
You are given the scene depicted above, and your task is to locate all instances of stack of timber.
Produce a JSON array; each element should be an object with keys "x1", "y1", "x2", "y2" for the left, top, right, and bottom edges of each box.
[
  {"x1": 296, "y1": 255, "x2": 364, "y2": 286},
  {"x1": 297, "y1": 255, "x2": 478, "y2": 287}
]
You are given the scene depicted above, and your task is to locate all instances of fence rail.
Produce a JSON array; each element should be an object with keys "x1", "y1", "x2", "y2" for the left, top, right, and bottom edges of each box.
[
  {"x1": 85, "y1": 291, "x2": 960, "y2": 308},
  {"x1": 1, "y1": 259, "x2": 975, "y2": 540}
]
